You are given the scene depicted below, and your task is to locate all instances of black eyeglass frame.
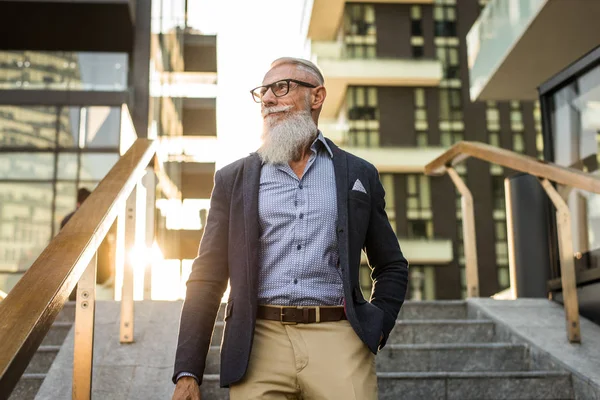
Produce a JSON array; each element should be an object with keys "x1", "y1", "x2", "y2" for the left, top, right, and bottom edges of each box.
[{"x1": 250, "y1": 79, "x2": 318, "y2": 103}]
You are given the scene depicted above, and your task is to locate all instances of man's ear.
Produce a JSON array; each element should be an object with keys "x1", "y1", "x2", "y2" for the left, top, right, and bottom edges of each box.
[{"x1": 312, "y1": 86, "x2": 326, "y2": 110}]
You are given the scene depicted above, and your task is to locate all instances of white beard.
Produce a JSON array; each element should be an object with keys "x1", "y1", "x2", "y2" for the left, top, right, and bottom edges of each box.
[{"x1": 258, "y1": 108, "x2": 318, "y2": 165}]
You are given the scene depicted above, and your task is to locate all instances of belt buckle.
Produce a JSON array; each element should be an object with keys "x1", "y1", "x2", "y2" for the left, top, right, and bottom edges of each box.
[{"x1": 280, "y1": 307, "x2": 297, "y2": 325}]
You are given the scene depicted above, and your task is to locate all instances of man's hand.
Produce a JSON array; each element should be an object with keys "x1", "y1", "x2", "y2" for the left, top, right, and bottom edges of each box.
[{"x1": 172, "y1": 377, "x2": 201, "y2": 400}]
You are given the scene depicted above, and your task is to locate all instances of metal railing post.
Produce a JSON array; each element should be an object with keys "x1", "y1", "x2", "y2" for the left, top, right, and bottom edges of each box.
[
  {"x1": 540, "y1": 179, "x2": 581, "y2": 343},
  {"x1": 447, "y1": 167, "x2": 480, "y2": 297},
  {"x1": 72, "y1": 254, "x2": 97, "y2": 400},
  {"x1": 120, "y1": 189, "x2": 136, "y2": 343}
]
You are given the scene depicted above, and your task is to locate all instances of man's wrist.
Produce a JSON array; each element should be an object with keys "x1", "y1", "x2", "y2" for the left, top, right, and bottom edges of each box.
[{"x1": 176, "y1": 372, "x2": 199, "y2": 384}]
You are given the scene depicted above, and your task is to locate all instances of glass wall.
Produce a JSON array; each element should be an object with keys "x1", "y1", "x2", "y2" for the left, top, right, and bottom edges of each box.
[
  {"x1": 0, "y1": 105, "x2": 122, "y2": 293},
  {"x1": 545, "y1": 61, "x2": 600, "y2": 269},
  {"x1": 0, "y1": 51, "x2": 128, "y2": 91}
]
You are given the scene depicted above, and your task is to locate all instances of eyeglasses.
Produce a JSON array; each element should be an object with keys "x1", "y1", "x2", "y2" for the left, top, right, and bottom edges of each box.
[{"x1": 250, "y1": 79, "x2": 317, "y2": 103}]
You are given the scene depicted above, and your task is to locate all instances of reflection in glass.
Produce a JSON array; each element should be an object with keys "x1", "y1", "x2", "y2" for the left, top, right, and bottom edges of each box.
[
  {"x1": 0, "y1": 106, "x2": 58, "y2": 148},
  {"x1": 550, "y1": 64, "x2": 600, "y2": 257},
  {"x1": 57, "y1": 153, "x2": 78, "y2": 180},
  {"x1": 54, "y1": 182, "x2": 77, "y2": 234},
  {"x1": 0, "y1": 51, "x2": 127, "y2": 91},
  {"x1": 84, "y1": 107, "x2": 121, "y2": 148},
  {"x1": 0, "y1": 153, "x2": 54, "y2": 180},
  {"x1": 57, "y1": 107, "x2": 80, "y2": 148},
  {"x1": 79, "y1": 153, "x2": 119, "y2": 181},
  {"x1": 0, "y1": 183, "x2": 53, "y2": 293}
]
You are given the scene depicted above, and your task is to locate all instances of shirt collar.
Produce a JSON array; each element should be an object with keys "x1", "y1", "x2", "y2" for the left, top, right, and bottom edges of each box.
[{"x1": 311, "y1": 130, "x2": 334, "y2": 159}]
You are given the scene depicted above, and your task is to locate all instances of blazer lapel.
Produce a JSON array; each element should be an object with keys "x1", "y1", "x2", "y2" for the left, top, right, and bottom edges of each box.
[
  {"x1": 328, "y1": 139, "x2": 350, "y2": 274},
  {"x1": 243, "y1": 153, "x2": 261, "y2": 295}
]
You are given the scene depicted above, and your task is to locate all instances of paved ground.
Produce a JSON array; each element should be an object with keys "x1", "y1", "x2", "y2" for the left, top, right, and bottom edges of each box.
[
  {"x1": 36, "y1": 301, "x2": 182, "y2": 400},
  {"x1": 468, "y1": 298, "x2": 600, "y2": 399}
]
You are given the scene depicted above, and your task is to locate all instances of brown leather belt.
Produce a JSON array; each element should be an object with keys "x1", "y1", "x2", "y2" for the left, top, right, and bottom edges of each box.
[{"x1": 257, "y1": 305, "x2": 346, "y2": 324}]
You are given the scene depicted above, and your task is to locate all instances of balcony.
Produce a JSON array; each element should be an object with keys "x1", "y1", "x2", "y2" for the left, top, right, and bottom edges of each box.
[
  {"x1": 467, "y1": 0, "x2": 600, "y2": 101},
  {"x1": 313, "y1": 41, "x2": 442, "y2": 118},
  {"x1": 184, "y1": 34, "x2": 217, "y2": 73},
  {"x1": 361, "y1": 238, "x2": 453, "y2": 265},
  {"x1": 303, "y1": 0, "x2": 434, "y2": 41},
  {"x1": 0, "y1": 0, "x2": 135, "y2": 52}
]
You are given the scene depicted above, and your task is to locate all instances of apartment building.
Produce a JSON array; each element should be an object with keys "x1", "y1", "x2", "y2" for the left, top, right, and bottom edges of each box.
[{"x1": 302, "y1": 0, "x2": 543, "y2": 299}]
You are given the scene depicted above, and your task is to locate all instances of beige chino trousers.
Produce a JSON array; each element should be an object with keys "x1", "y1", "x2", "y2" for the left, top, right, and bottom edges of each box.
[{"x1": 229, "y1": 317, "x2": 378, "y2": 400}]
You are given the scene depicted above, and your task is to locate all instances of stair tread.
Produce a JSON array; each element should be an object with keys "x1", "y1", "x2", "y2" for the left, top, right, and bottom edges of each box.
[
  {"x1": 20, "y1": 373, "x2": 46, "y2": 380},
  {"x1": 384, "y1": 343, "x2": 526, "y2": 350},
  {"x1": 378, "y1": 371, "x2": 570, "y2": 378},
  {"x1": 201, "y1": 371, "x2": 568, "y2": 379},
  {"x1": 36, "y1": 345, "x2": 61, "y2": 352}
]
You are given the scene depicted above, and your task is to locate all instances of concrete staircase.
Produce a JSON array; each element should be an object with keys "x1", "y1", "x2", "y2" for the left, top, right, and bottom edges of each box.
[
  {"x1": 200, "y1": 301, "x2": 574, "y2": 400},
  {"x1": 10, "y1": 302, "x2": 75, "y2": 400}
]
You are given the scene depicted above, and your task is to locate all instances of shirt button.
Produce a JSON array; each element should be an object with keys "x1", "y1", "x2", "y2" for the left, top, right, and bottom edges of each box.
[
  {"x1": 298, "y1": 183, "x2": 303, "y2": 189},
  {"x1": 295, "y1": 200, "x2": 298, "y2": 207},
  {"x1": 299, "y1": 213, "x2": 304, "y2": 219},
  {"x1": 297, "y1": 244, "x2": 302, "y2": 250},
  {"x1": 293, "y1": 278, "x2": 298, "y2": 284}
]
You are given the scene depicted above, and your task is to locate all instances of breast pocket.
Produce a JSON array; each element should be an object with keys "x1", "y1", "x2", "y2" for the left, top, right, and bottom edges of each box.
[{"x1": 348, "y1": 190, "x2": 370, "y2": 235}]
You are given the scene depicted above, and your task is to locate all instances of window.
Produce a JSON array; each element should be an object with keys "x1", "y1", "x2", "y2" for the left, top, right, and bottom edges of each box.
[
  {"x1": 347, "y1": 87, "x2": 379, "y2": 147},
  {"x1": 380, "y1": 174, "x2": 396, "y2": 234},
  {"x1": 434, "y1": 5, "x2": 457, "y2": 37},
  {"x1": 344, "y1": 4, "x2": 377, "y2": 59},
  {"x1": 406, "y1": 174, "x2": 433, "y2": 239}
]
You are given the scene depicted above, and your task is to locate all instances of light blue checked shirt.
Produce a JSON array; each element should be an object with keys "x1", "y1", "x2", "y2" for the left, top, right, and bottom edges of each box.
[{"x1": 257, "y1": 132, "x2": 344, "y2": 306}]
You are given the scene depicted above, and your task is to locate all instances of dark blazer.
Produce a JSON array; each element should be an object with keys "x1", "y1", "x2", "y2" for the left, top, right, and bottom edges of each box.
[{"x1": 173, "y1": 139, "x2": 409, "y2": 388}]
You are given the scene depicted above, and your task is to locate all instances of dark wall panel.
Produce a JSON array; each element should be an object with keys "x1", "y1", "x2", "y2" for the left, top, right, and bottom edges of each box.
[
  {"x1": 421, "y1": 5, "x2": 436, "y2": 59},
  {"x1": 425, "y1": 88, "x2": 441, "y2": 145},
  {"x1": 375, "y1": 4, "x2": 411, "y2": 58},
  {"x1": 378, "y1": 87, "x2": 415, "y2": 146},
  {"x1": 394, "y1": 175, "x2": 409, "y2": 237},
  {"x1": 183, "y1": 108, "x2": 216, "y2": 136},
  {"x1": 184, "y1": 46, "x2": 217, "y2": 73},
  {"x1": 431, "y1": 175, "x2": 461, "y2": 299}
]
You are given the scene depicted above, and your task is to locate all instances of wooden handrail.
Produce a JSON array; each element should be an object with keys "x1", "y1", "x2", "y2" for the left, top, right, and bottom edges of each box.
[
  {"x1": 425, "y1": 141, "x2": 589, "y2": 343},
  {"x1": 0, "y1": 139, "x2": 157, "y2": 397},
  {"x1": 425, "y1": 141, "x2": 600, "y2": 194}
]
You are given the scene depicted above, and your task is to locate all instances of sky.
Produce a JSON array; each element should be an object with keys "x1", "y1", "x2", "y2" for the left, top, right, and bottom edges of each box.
[{"x1": 188, "y1": 0, "x2": 308, "y2": 168}]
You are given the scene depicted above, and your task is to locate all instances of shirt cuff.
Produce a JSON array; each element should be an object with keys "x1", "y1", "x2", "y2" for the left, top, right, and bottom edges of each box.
[{"x1": 176, "y1": 372, "x2": 199, "y2": 384}]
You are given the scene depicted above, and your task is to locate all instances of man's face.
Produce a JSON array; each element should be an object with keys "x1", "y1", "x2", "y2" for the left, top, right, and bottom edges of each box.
[{"x1": 260, "y1": 64, "x2": 317, "y2": 123}]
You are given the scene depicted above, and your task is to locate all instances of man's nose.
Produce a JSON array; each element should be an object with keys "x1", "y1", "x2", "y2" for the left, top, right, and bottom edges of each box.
[{"x1": 261, "y1": 87, "x2": 277, "y2": 107}]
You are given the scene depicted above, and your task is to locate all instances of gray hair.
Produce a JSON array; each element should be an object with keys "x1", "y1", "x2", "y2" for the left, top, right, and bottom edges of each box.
[{"x1": 270, "y1": 57, "x2": 324, "y2": 86}]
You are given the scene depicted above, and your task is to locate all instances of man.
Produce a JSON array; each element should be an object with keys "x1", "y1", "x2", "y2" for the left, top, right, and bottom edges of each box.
[
  {"x1": 60, "y1": 187, "x2": 91, "y2": 229},
  {"x1": 172, "y1": 57, "x2": 409, "y2": 399}
]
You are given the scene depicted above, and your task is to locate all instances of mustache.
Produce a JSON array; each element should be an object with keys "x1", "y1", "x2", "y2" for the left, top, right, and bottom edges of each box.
[{"x1": 262, "y1": 105, "x2": 293, "y2": 117}]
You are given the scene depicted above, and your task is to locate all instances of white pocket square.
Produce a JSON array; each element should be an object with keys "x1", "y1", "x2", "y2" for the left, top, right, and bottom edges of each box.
[{"x1": 352, "y1": 179, "x2": 367, "y2": 194}]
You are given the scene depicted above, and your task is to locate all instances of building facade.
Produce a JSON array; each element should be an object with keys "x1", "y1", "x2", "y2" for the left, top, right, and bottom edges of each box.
[
  {"x1": 467, "y1": 0, "x2": 600, "y2": 320},
  {"x1": 303, "y1": 0, "x2": 543, "y2": 300},
  {"x1": 0, "y1": 0, "x2": 218, "y2": 298}
]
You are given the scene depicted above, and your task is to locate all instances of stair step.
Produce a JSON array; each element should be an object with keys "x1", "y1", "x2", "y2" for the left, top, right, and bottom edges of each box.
[
  {"x1": 55, "y1": 301, "x2": 76, "y2": 323},
  {"x1": 41, "y1": 322, "x2": 73, "y2": 346},
  {"x1": 389, "y1": 320, "x2": 495, "y2": 344},
  {"x1": 24, "y1": 346, "x2": 61, "y2": 374},
  {"x1": 199, "y1": 371, "x2": 573, "y2": 400},
  {"x1": 378, "y1": 371, "x2": 573, "y2": 400},
  {"x1": 399, "y1": 301, "x2": 468, "y2": 320},
  {"x1": 209, "y1": 319, "x2": 496, "y2": 346},
  {"x1": 9, "y1": 373, "x2": 46, "y2": 400},
  {"x1": 377, "y1": 343, "x2": 530, "y2": 372}
]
